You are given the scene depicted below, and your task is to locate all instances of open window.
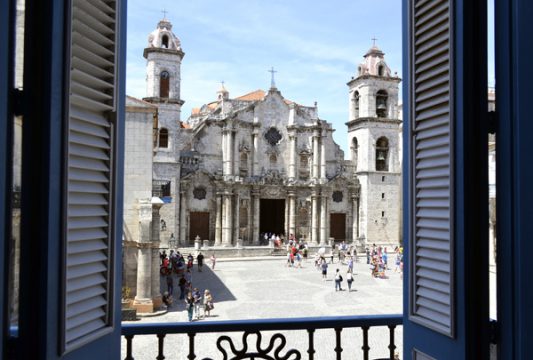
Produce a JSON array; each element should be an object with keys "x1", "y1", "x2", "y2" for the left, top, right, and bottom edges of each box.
[
  {"x1": 375, "y1": 136, "x2": 389, "y2": 171},
  {"x1": 376, "y1": 90, "x2": 388, "y2": 118},
  {"x1": 161, "y1": 34, "x2": 169, "y2": 48},
  {"x1": 353, "y1": 91, "x2": 360, "y2": 118},
  {"x1": 160, "y1": 70, "x2": 169, "y2": 98},
  {"x1": 159, "y1": 128, "x2": 169, "y2": 148}
]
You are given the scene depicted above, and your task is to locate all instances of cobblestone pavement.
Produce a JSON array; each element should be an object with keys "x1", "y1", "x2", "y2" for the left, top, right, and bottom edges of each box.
[{"x1": 122, "y1": 256, "x2": 404, "y2": 359}]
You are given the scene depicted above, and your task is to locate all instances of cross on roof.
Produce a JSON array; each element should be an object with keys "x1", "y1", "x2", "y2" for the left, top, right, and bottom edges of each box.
[
  {"x1": 162, "y1": 9, "x2": 168, "y2": 19},
  {"x1": 372, "y1": 36, "x2": 378, "y2": 46},
  {"x1": 268, "y1": 66, "x2": 277, "y2": 89}
]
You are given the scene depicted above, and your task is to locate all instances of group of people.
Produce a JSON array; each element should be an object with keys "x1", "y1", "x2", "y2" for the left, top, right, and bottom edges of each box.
[
  {"x1": 260, "y1": 232, "x2": 284, "y2": 247},
  {"x1": 184, "y1": 288, "x2": 214, "y2": 321},
  {"x1": 285, "y1": 238, "x2": 309, "y2": 267},
  {"x1": 315, "y1": 253, "x2": 357, "y2": 292},
  {"x1": 366, "y1": 245, "x2": 403, "y2": 278},
  {"x1": 159, "y1": 249, "x2": 217, "y2": 320}
]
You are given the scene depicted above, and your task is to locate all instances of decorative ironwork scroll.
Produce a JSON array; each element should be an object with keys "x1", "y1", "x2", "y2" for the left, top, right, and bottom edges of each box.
[
  {"x1": 202, "y1": 331, "x2": 302, "y2": 360},
  {"x1": 332, "y1": 191, "x2": 343, "y2": 203}
]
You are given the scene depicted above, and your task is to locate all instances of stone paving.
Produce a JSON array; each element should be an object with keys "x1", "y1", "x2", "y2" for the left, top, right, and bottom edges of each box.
[{"x1": 122, "y1": 256, "x2": 404, "y2": 359}]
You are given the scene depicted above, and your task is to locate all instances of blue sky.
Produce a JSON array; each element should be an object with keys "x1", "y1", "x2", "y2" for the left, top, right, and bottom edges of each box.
[{"x1": 126, "y1": 1, "x2": 402, "y2": 154}]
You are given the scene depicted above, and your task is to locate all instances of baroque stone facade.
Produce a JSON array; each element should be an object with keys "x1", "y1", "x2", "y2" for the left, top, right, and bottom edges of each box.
[{"x1": 124, "y1": 18, "x2": 403, "y2": 258}]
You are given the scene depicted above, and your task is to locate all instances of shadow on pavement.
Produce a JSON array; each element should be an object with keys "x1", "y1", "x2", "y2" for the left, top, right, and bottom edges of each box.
[{"x1": 161, "y1": 264, "x2": 236, "y2": 313}]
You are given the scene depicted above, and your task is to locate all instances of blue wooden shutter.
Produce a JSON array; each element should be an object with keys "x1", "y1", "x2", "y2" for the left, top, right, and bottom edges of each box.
[
  {"x1": 409, "y1": 0, "x2": 454, "y2": 336},
  {"x1": 62, "y1": 0, "x2": 120, "y2": 353}
]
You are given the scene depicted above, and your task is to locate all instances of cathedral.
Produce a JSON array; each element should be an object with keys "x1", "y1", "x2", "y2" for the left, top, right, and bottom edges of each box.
[{"x1": 123, "y1": 17, "x2": 402, "y2": 256}]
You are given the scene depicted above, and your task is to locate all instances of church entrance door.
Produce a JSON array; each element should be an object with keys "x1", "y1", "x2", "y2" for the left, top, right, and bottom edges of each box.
[
  {"x1": 189, "y1": 212, "x2": 209, "y2": 243},
  {"x1": 260, "y1": 199, "x2": 285, "y2": 236},
  {"x1": 330, "y1": 213, "x2": 346, "y2": 241}
]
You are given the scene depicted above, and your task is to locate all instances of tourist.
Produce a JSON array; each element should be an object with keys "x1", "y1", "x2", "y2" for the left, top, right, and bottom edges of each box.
[
  {"x1": 295, "y1": 251, "x2": 302, "y2": 268},
  {"x1": 162, "y1": 291, "x2": 173, "y2": 308},
  {"x1": 165, "y1": 274, "x2": 173, "y2": 296},
  {"x1": 185, "y1": 292, "x2": 195, "y2": 321},
  {"x1": 192, "y1": 288, "x2": 202, "y2": 319},
  {"x1": 334, "y1": 268, "x2": 344, "y2": 291},
  {"x1": 347, "y1": 256, "x2": 354, "y2": 274},
  {"x1": 197, "y1": 252, "x2": 204, "y2": 272},
  {"x1": 382, "y1": 248, "x2": 388, "y2": 269},
  {"x1": 210, "y1": 253, "x2": 216, "y2": 270},
  {"x1": 366, "y1": 247, "x2": 371, "y2": 264},
  {"x1": 346, "y1": 270, "x2": 354, "y2": 292},
  {"x1": 303, "y1": 245, "x2": 308, "y2": 261},
  {"x1": 321, "y1": 260, "x2": 328, "y2": 280},
  {"x1": 187, "y1": 254, "x2": 194, "y2": 270},
  {"x1": 286, "y1": 251, "x2": 292, "y2": 267},
  {"x1": 178, "y1": 275, "x2": 187, "y2": 300},
  {"x1": 203, "y1": 289, "x2": 214, "y2": 317}
]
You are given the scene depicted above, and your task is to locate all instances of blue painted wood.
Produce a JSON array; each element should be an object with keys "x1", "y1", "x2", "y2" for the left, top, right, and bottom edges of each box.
[
  {"x1": 0, "y1": 0, "x2": 14, "y2": 358},
  {"x1": 495, "y1": 0, "x2": 533, "y2": 358},
  {"x1": 121, "y1": 315, "x2": 403, "y2": 336},
  {"x1": 402, "y1": 0, "x2": 490, "y2": 358},
  {"x1": 12, "y1": 0, "x2": 127, "y2": 359}
]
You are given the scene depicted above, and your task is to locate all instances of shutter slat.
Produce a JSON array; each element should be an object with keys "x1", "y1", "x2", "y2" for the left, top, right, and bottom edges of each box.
[
  {"x1": 66, "y1": 273, "x2": 107, "y2": 292},
  {"x1": 68, "y1": 239, "x2": 108, "y2": 254},
  {"x1": 63, "y1": 0, "x2": 117, "y2": 349}
]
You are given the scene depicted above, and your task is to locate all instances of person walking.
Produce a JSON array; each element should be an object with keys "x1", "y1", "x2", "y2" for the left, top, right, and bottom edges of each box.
[
  {"x1": 185, "y1": 292, "x2": 195, "y2": 322},
  {"x1": 210, "y1": 253, "x2": 216, "y2": 270},
  {"x1": 192, "y1": 288, "x2": 202, "y2": 319},
  {"x1": 347, "y1": 256, "x2": 354, "y2": 274},
  {"x1": 197, "y1": 252, "x2": 205, "y2": 272},
  {"x1": 321, "y1": 260, "x2": 328, "y2": 280},
  {"x1": 346, "y1": 270, "x2": 354, "y2": 292},
  {"x1": 203, "y1": 289, "x2": 214, "y2": 317},
  {"x1": 178, "y1": 275, "x2": 187, "y2": 300},
  {"x1": 334, "y1": 268, "x2": 344, "y2": 291},
  {"x1": 165, "y1": 274, "x2": 174, "y2": 296}
]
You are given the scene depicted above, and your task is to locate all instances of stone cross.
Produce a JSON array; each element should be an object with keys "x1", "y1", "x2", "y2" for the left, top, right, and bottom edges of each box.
[
  {"x1": 372, "y1": 37, "x2": 378, "y2": 46},
  {"x1": 268, "y1": 66, "x2": 277, "y2": 89},
  {"x1": 162, "y1": 9, "x2": 167, "y2": 19}
]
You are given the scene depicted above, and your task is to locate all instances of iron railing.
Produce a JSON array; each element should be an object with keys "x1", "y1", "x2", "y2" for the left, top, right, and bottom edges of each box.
[{"x1": 122, "y1": 314, "x2": 402, "y2": 360}]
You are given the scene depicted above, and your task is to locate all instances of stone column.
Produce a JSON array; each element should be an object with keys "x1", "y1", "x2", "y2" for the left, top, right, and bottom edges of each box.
[
  {"x1": 133, "y1": 199, "x2": 153, "y2": 313},
  {"x1": 311, "y1": 190, "x2": 319, "y2": 245},
  {"x1": 222, "y1": 190, "x2": 233, "y2": 246},
  {"x1": 252, "y1": 188, "x2": 260, "y2": 245},
  {"x1": 252, "y1": 130, "x2": 259, "y2": 176},
  {"x1": 320, "y1": 193, "x2": 328, "y2": 245},
  {"x1": 222, "y1": 127, "x2": 231, "y2": 178},
  {"x1": 215, "y1": 192, "x2": 223, "y2": 246},
  {"x1": 179, "y1": 189, "x2": 187, "y2": 246},
  {"x1": 320, "y1": 133, "x2": 327, "y2": 182},
  {"x1": 151, "y1": 198, "x2": 164, "y2": 309},
  {"x1": 288, "y1": 133, "x2": 297, "y2": 180},
  {"x1": 233, "y1": 191, "x2": 240, "y2": 246},
  {"x1": 288, "y1": 190, "x2": 296, "y2": 237},
  {"x1": 352, "y1": 193, "x2": 359, "y2": 242},
  {"x1": 312, "y1": 130, "x2": 320, "y2": 180}
]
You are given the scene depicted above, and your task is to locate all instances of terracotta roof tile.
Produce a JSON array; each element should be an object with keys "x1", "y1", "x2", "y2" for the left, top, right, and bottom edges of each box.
[
  {"x1": 180, "y1": 121, "x2": 191, "y2": 129},
  {"x1": 234, "y1": 89, "x2": 266, "y2": 101}
]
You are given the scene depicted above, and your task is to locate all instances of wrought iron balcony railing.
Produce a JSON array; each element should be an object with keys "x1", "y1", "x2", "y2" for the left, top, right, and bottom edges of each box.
[{"x1": 122, "y1": 314, "x2": 402, "y2": 360}]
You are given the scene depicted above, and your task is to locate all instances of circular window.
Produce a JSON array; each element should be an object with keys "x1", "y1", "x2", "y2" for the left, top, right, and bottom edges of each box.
[
  {"x1": 264, "y1": 127, "x2": 282, "y2": 146},
  {"x1": 332, "y1": 191, "x2": 343, "y2": 203},
  {"x1": 160, "y1": 71, "x2": 170, "y2": 79}
]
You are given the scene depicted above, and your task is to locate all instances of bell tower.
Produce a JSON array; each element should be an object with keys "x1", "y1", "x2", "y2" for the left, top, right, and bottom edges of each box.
[
  {"x1": 143, "y1": 17, "x2": 185, "y2": 247},
  {"x1": 346, "y1": 44, "x2": 402, "y2": 248}
]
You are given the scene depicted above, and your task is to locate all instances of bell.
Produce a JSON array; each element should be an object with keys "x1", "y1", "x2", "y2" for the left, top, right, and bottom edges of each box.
[
  {"x1": 377, "y1": 152, "x2": 386, "y2": 161},
  {"x1": 377, "y1": 102, "x2": 387, "y2": 110}
]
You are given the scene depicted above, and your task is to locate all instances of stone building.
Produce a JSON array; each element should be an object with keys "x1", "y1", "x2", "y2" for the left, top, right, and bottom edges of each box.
[{"x1": 123, "y1": 18, "x2": 404, "y2": 275}]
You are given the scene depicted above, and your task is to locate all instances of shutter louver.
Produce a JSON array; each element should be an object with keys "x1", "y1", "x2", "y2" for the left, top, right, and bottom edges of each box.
[
  {"x1": 63, "y1": 0, "x2": 118, "y2": 351},
  {"x1": 409, "y1": 0, "x2": 454, "y2": 336}
]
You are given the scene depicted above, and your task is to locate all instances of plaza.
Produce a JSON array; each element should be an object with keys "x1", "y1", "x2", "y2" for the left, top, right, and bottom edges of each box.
[{"x1": 122, "y1": 256, "x2": 403, "y2": 359}]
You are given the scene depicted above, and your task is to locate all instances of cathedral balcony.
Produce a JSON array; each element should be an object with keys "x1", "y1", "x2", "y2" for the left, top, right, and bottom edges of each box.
[{"x1": 122, "y1": 314, "x2": 402, "y2": 359}]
